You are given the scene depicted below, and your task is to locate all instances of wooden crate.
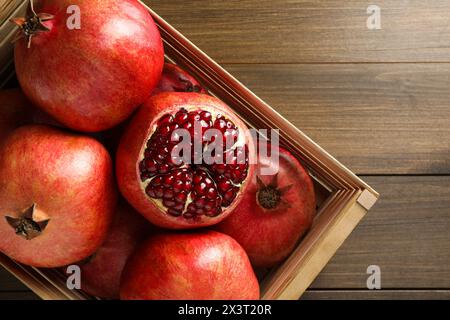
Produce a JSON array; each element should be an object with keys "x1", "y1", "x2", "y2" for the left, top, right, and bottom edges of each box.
[{"x1": 0, "y1": 0, "x2": 379, "y2": 300}]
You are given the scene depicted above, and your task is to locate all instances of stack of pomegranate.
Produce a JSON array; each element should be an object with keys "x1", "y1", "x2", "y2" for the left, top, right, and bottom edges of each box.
[{"x1": 0, "y1": 0, "x2": 316, "y2": 300}]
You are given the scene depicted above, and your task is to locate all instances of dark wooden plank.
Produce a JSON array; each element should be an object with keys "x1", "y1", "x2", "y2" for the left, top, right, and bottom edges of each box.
[
  {"x1": 0, "y1": 291, "x2": 38, "y2": 300},
  {"x1": 146, "y1": 0, "x2": 450, "y2": 63},
  {"x1": 223, "y1": 63, "x2": 450, "y2": 174},
  {"x1": 0, "y1": 267, "x2": 29, "y2": 291},
  {"x1": 302, "y1": 290, "x2": 450, "y2": 300},
  {"x1": 1, "y1": 176, "x2": 449, "y2": 293},
  {"x1": 311, "y1": 176, "x2": 450, "y2": 289}
]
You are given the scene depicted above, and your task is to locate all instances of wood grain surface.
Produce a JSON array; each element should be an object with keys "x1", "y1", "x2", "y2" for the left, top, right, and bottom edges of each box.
[
  {"x1": 146, "y1": 0, "x2": 450, "y2": 63},
  {"x1": 223, "y1": 64, "x2": 450, "y2": 175},
  {"x1": 1, "y1": 0, "x2": 449, "y2": 300}
]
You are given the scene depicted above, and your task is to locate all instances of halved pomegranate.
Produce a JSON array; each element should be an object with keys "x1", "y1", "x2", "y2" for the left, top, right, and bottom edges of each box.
[{"x1": 116, "y1": 93, "x2": 254, "y2": 229}]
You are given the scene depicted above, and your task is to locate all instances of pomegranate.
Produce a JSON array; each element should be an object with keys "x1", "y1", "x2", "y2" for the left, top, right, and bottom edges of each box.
[
  {"x1": 116, "y1": 92, "x2": 254, "y2": 229},
  {"x1": 13, "y1": 0, "x2": 164, "y2": 132},
  {"x1": 0, "y1": 125, "x2": 116, "y2": 267},
  {"x1": 120, "y1": 230, "x2": 260, "y2": 300},
  {"x1": 216, "y1": 144, "x2": 316, "y2": 268},
  {"x1": 152, "y1": 63, "x2": 207, "y2": 96},
  {"x1": 0, "y1": 89, "x2": 33, "y2": 141},
  {"x1": 76, "y1": 202, "x2": 153, "y2": 299}
]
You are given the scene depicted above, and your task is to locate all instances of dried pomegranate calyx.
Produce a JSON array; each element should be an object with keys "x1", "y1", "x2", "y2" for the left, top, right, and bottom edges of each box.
[
  {"x1": 10, "y1": 0, "x2": 54, "y2": 48},
  {"x1": 256, "y1": 174, "x2": 293, "y2": 210},
  {"x1": 5, "y1": 204, "x2": 50, "y2": 240}
]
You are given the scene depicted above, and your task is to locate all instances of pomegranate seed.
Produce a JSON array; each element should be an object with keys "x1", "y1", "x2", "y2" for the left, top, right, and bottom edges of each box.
[
  {"x1": 196, "y1": 197, "x2": 206, "y2": 208},
  {"x1": 218, "y1": 179, "x2": 232, "y2": 192},
  {"x1": 163, "y1": 190, "x2": 174, "y2": 199},
  {"x1": 200, "y1": 111, "x2": 212, "y2": 121},
  {"x1": 183, "y1": 122, "x2": 193, "y2": 131},
  {"x1": 163, "y1": 175, "x2": 174, "y2": 187},
  {"x1": 188, "y1": 112, "x2": 201, "y2": 122},
  {"x1": 158, "y1": 164, "x2": 170, "y2": 174},
  {"x1": 168, "y1": 209, "x2": 182, "y2": 217},
  {"x1": 205, "y1": 207, "x2": 221, "y2": 217},
  {"x1": 169, "y1": 123, "x2": 179, "y2": 131},
  {"x1": 152, "y1": 176, "x2": 163, "y2": 186},
  {"x1": 204, "y1": 202, "x2": 213, "y2": 210},
  {"x1": 159, "y1": 125, "x2": 171, "y2": 136},
  {"x1": 214, "y1": 164, "x2": 225, "y2": 174},
  {"x1": 224, "y1": 190, "x2": 236, "y2": 202},
  {"x1": 163, "y1": 199, "x2": 176, "y2": 208},
  {"x1": 154, "y1": 186, "x2": 164, "y2": 198},
  {"x1": 183, "y1": 212, "x2": 194, "y2": 219},
  {"x1": 158, "y1": 114, "x2": 173, "y2": 125},
  {"x1": 173, "y1": 180, "x2": 184, "y2": 192},
  {"x1": 193, "y1": 175, "x2": 202, "y2": 184},
  {"x1": 146, "y1": 186, "x2": 156, "y2": 198},
  {"x1": 175, "y1": 192, "x2": 187, "y2": 203},
  {"x1": 206, "y1": 188, "x2": 217, "y2": 199},
  {"x1": 175, "y1": 114, "x2": 188, "y2": 124},
  {"x1": 174, "y1": 204, "x2": 184, "y2": 211}
]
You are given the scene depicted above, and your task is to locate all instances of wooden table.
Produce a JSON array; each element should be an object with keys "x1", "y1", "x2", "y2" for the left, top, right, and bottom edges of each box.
[{"x1": 1, "y1": 0, "x2": 450, "y2": 300}]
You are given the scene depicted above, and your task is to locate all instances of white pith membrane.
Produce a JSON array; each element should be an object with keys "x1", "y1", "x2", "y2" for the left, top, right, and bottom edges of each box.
[{"x1": 138, "y1": 106, "x2": 249, "y2": 220}]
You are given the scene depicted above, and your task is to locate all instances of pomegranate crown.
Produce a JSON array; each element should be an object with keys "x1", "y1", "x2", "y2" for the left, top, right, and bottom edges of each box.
[{"x1": 10, "y1": 0, "x2": 54, "y2": 48}]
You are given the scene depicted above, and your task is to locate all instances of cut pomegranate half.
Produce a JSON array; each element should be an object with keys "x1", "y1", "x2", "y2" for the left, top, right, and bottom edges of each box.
[{"x1": 117, "y1": 93, "x2": 255, "y2": 229}]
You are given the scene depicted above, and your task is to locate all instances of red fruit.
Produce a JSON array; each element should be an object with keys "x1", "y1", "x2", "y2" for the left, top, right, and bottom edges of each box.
[
  {"x1": 13, "y1": 0, "x2": 164, "y2": 132},
  {"x1": 77, "y1": 202, "x2": 153, "y2": 299},
  {"x1": 0, "y1": 89, "x2": 33, "y2": 140},
  {"x1": 216, "y1": 144, "x2": 316, "y2": 268},
  {"x1": 116, "y1": 93, "x2": 254, "y2": 229},
  {"x1": 120, "y1": 230, "x2": 260, "y2": 300},
  {"x1": 0, "y1": 125, "x2": 116, "y2": 267},
  {"x1": 152, "y1": 63, "x2": 207, "y2": 96}
]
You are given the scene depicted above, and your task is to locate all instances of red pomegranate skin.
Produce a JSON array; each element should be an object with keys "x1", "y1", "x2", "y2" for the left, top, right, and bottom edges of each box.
[
  {"x1": 216, "y1": 145, "x2": 316, "y2": 268},
  {"x1": 14, "y1": 0, "x2": 164, "y2": 132},
  {"x1": 152, "y1": 63, "x2": 207, "y2": 96},
  {"x1": 120, "y1": 230, "x2": 260, "y2": 300},
  {"x1": 0, "y1": 125, "x2": 116, "y2": 267},
  {"x1": 0, "y1": 89, "x2": 33, "y2": 140},
  {"x1": 78, "y1": 202, "x2": 153, "y2": 299},
  {"x1": 116, "y1": 92, "x2": 255, "y2": 229}
]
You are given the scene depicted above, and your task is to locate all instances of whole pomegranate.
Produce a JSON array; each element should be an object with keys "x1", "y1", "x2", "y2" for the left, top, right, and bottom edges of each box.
[
  {"x1": 116, "y1": 92, "x2": 254, "y2": 229},
  {"x1": 216, "y1": 144, "x2": 316, "y2": 268},
  {"x1": 120, "y1": 230, "x2": 260, "y2": 300},
  {"x1": 13, "y1": 0, "x2": 164, "y2": 132},
  {"x1": 0, "y1": 125, "x2": 116, "y2": 267},
  {"x1": 76, "y1": 202, "x2": 153, "y2": 299},
  {"x1": 152, "y1": 63, "x2": 207, "y2": 96}
]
